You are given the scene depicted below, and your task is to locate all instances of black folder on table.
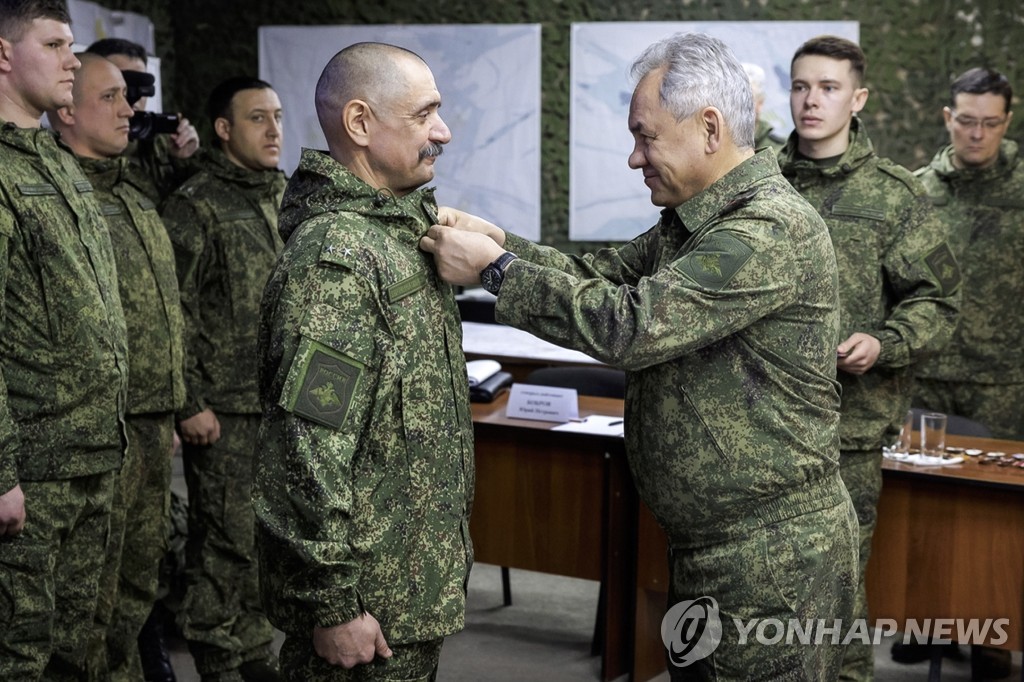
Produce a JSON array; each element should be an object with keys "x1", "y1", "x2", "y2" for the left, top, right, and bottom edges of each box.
[{"x1": 469, "y1": 370, "x2": 513, "y2": 403}]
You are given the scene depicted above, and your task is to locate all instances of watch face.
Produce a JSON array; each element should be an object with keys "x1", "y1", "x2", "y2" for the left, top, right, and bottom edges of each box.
[{"x1": 481, "y1": 266, "x2": 501, "y2": 294}]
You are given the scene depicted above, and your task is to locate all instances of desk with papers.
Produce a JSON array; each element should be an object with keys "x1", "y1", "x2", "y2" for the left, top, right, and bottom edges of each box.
[
  {"x1": 461, "y1": 323, "x2": 1024, "y2": 680},
  {"x1": 470, "y1": 393, "x2": 630, "y2": 681}
]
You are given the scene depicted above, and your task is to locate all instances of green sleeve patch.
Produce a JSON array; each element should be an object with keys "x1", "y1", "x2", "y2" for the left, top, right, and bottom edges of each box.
[
  {"x1": 673, "y1": 231, "x2": 755, "y2": 291},
  {"x1": 922, "y1": 242, "x2": 962, "y2": 295},
  {"x1": 285, "y1": 337, "x2": 364, "y2": 430}
]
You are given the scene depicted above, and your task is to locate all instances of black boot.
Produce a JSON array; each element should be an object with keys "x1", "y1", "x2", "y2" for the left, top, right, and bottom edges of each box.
[{"x1": 138, "y1": 605, "x2": 177, "y2": 682}]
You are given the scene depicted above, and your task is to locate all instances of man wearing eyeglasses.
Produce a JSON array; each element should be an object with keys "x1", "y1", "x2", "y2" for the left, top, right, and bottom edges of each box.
[
  {"x1": 910, "y1": 68, "x2": 1021, "y2": 678},
  {"x1": 913, "y1": 68, "x2": 1021, "y2": 440},
  {"x1": 777, "y1": 35, "x2": 961, "y2": 681}
]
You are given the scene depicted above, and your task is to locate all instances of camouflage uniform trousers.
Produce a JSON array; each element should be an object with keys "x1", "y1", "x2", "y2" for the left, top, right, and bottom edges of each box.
[
  {"x1": 666, "y1": 497, "x2": 858, "y2": 681},
  {"x1": 836, "y1": 449, "x2": 883, "y2": 682},
  {"x1": 913, "y1": 378, "x2": 1024, "y2": 440},
  {"x1": 86, "y1": 413, "x2": 176, "y2": 682},
  {"x1": 181, "y1": 412, "x2": 275, "y2": 674},
  {"x1": 280, "y1": 636, "x2": 442, "y2": 681},
  {"x1": 0, "y1": 471, "x2": 115, "y2": 680}
]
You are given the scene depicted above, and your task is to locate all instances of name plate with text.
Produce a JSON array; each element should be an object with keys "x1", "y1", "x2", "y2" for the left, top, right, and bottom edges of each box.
[{"x1": 506, "y1": 383, "x2": 579, "y2": 423}]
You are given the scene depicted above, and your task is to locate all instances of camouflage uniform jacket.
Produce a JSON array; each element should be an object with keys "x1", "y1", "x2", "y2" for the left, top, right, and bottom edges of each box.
[
  {"x1": 0, "y1": 122, "x2": 128, "y2": 490},
  {"x1": 162, "y1": 148, "x2": 285, "y2": 418},
  {"x1": 124, "y1": 135, "x2": 202, "y2": 208},
  {"x1": 778, "y1": 117, "x2": 961, "y2": 451},
  {"x1": 755, "y1": 118, "x2": 785, "y2": 153},
  {"x1": 80, "y1": 156, "x2": 186, "y2": 415},
  {"x1": 499, "y1": 149, "x2": 845, "y2": 548},
  {"x1": 914, "y1": 139, "x2": 1024, "y2": 384},
  {"x1": 254, "y1": 149, "x2": 474, "y2": 642}
]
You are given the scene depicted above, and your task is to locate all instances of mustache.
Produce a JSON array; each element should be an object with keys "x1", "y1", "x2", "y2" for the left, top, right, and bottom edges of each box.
[{"x1": 419, "y1": 142, "x2": 445, "y2": 161}]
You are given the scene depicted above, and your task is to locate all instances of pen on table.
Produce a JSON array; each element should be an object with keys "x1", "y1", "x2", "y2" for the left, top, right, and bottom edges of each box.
[{"x1": 608, "y1": 420, "x2": 623, "y2": 426}]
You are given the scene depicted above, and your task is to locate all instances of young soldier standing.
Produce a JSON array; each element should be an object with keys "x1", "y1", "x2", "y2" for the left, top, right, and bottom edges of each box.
[
  {"x1": 777, "y1": 36, "x2": 961, "y2": 680},
  {"x1": 162, "y1": 76, "x2": 286, "y2": 682},
  {"x1": 47, "y1": 52, "x2": 186, "y2": 682},
  {"x1": 0, "y1": 1, "x2": 128, "y2": 677},
  {"x1": 910, "y1": 66, "x2": 1022, "y2": 680}
]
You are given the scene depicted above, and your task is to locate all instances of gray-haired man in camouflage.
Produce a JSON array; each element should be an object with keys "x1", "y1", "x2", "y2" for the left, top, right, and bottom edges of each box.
[
  {"x1": 254, "y1": 43, "x2": 473, "y2": 681},
  {"x1": 778, "y1": 36, "x2": 960, "y2": 681},
  {"x1": 0, "y1": 1, "x2": 129, "y2": 678},
  {"x1": 423, "y1": 32, "x2": 857, "y2": 680}
]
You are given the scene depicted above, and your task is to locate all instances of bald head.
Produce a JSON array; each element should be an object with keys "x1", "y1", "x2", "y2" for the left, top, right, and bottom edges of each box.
[
  {"x1": 315, "y1": 42, "x2": 427, "y2": 148},
  {"x1": 46, "y1": 52, "x2": 112, "y2": 131},
  {"x1": 311, "y1": 41, "x2": 450, "y2": 196},
  {"x1": 48, "y1": 52, "x2": 134, "y2": 158},
  {"x1": 67, "y1": 52, "x2": 114, "y2": 99}
]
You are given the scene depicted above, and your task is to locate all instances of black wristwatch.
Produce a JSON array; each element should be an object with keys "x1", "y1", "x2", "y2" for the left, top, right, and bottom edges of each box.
[{"x1": 480, "y1": 252, "x2": 519, "y2": 295}]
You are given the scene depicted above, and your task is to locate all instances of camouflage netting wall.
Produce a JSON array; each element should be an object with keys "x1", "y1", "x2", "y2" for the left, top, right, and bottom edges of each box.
[{"x1": 98, "y1": 0, "x2": 1023, "y2": 251}]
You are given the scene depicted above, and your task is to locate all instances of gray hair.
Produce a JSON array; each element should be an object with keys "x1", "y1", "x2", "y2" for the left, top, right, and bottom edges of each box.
[{"x1": 630, "y1": 33, "x2": 755, "y2": 149}]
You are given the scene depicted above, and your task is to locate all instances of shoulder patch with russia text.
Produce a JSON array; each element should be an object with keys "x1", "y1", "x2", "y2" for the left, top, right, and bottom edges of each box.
[{"x1": 287, "y1": 338, "x2": 363, "y2": 429}]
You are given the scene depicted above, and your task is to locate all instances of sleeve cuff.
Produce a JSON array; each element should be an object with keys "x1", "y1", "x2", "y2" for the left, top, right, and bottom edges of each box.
[
  {"x1": 312, "y1": 589, "x2": 364, "y2": 628},
  {"x1": 875, "y1": 329, "x2": 908, "y2": 368},
  {"x1": 176, "y1": 396, "x2": 207, "y2": 423},
  {"x1": 0, "y1": 465, "x2": 18, "y2": 497}
]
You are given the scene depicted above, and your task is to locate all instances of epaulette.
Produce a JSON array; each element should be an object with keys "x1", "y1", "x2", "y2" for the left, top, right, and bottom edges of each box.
[
  {"x1": 877, "y1": 158, "x2": 927, "y2": 196},
  {"x1": 319, "y1": 211, "x2": 375, "y2": 278},
  {"x1": 718, "y1": 187, "x2": 759, "y2": 219}
]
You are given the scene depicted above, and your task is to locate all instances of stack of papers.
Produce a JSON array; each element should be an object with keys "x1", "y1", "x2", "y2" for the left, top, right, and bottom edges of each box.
[{"x1": 467, "y1": 359, "x2": 502, "y2": 387}]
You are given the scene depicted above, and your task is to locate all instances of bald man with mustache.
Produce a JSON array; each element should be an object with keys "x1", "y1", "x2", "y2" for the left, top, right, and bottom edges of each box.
[{"x1": 253, "y1": 42, "x2": 473, "y2": 681}]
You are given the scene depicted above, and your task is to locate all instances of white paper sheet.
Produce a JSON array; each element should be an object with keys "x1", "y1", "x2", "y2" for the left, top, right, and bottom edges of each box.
[{"x1": 551, "y1": 415, "x2": 624, "y2": 437}]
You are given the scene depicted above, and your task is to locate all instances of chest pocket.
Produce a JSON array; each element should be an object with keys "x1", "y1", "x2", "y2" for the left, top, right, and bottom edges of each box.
[
  {"x1": 16, "y1": 184, "x2": 90, "y2": 341},
  {"x1": 827, "y1": 203, "x2": 886, "y2": 322},
  {"x1": 379, "y1": 264, "x2": 433, "y2": 342},
  {"x1": 210, "y1": 206, "x2": 279, "y2": 319}
]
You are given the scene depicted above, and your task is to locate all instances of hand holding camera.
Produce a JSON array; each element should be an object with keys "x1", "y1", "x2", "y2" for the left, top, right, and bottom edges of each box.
[{"x1": 121, "y1": 70, "x2": 181, "y2": 141}]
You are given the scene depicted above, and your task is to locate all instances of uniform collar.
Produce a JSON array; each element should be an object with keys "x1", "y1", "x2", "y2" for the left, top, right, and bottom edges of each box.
[{"x1": 669, "y1": 148, "x2": 777, "y2": 234}]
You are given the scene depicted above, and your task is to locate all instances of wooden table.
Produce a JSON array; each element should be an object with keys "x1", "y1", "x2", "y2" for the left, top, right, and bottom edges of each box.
[
  {"x1": 867, "y1": 434, "x2": 1024, "y2": 650},
  {"x1": 471, "y1": 394, "x2": 633, "y2": 681},
  {"x1": 632, "y1": 433, "x2": 1024, "y2": 681},
  {"x1": 469, "y1": 369, "x2": 1024, "y2": 680}
]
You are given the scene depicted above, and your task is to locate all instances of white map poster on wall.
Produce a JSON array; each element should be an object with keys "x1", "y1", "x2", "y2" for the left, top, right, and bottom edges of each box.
[
  {"x1": 570, "y1": 21, "x2": 859, "y2": 241},
  {"x1": 68, "y1": 0, "x2": 154, "y2": 53},
  {"x1": 259, "y1": 24, "x2": 542, "y2": 241}
]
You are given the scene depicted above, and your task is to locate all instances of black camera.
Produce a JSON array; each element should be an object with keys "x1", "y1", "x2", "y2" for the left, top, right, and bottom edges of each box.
[
  {"x1": 129, "y1": 111, "x2": 180, "y2": 141},
  {"x1": 121, "y1": 70, "x2": 180, "y2": 141}
]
